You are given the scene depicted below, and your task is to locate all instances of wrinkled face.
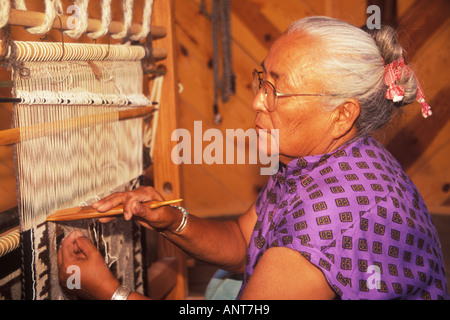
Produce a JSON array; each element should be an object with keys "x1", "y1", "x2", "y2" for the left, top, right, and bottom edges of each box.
[{"x1": 253, "y1": 32, "x2": 340, "y2": 164}]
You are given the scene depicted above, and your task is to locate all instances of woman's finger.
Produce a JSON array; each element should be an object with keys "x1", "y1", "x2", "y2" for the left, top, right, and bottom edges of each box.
[
  {"x1": 92, "y1": 192, "x2": 126, "y2": 212},
  {"x1": 74, "y1": 235, "x2": 99, "y2": 259},
  {"x1": 60, "y1": 230, "x2": 84, "y2": 262}
]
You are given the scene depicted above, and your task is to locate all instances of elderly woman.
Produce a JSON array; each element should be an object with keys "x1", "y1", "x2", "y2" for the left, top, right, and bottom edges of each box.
[{"x1": 58, "y1": 16, "x2": 447, "y2": 300}]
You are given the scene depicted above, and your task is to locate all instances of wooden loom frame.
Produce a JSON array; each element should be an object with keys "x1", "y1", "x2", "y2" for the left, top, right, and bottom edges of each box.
[{"x1": 0, "y1": 0, "x2": 187, "y2": 300}]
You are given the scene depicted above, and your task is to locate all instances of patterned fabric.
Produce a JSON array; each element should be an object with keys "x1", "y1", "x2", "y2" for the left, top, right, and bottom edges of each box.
[{"x1": 238, "y1": 135, "x2": 448, "y2": 300}]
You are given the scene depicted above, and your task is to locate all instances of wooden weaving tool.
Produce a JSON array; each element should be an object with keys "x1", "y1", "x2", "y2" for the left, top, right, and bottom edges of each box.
[{"x1": 46, "y1": 199, "x2": 183, "y2": 221}]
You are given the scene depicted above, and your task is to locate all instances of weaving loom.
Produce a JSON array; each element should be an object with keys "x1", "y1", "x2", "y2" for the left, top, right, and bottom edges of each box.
[{"x1": 0, "y1": 0, "x2": 177, "y2": 300}]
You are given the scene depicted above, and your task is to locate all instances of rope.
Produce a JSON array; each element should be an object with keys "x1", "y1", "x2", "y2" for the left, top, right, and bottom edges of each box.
[
  {"x1": 220, "y1": 0, "x2": 234, "y2": 103},
  {"x1": 0, "y1": 0, "x2": 11, "y2": 29},
  {"x1": 212, "y1": 0, "x2": 221, "y2": 124},
  {"x1": 13, "y1": 0, "x2": 27, "y2": 10},
  {"x1": 130, "y1": 0, "x2": 153, "y2": 41},
  {"x1": 88, "y1": 0, "x2": 112, "y2": 39},
  {"x1": 26, "y1": 0, "x2": 63, "y2": 35},
  {"x1": 211, "y1": 0, "x2": 235, "y2": 125},
  {"x1": 1, "y1": 0, "x2": 152, "y2": 41},
  {"x1": 112, "y1": 0, "x2": 134, "y2": 40}
]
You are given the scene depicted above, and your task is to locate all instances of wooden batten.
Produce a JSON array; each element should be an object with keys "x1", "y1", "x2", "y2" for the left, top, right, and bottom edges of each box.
[{"x1": 0, "y1": 106, "x2": 157, "y2": 147}]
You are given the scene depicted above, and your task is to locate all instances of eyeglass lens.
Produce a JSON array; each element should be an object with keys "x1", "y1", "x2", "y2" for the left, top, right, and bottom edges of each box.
[{"x1": 252, "y1": 70, "x2": 275, "y2": 111}]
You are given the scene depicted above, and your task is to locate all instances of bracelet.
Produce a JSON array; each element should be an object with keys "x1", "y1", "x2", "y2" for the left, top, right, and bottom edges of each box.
[
  {"x1": 111, "y1": 285, "x2": 132, "y2": 300},
  {"x1": 172, "y1": 205, "x2": 189, "y2": 233},
  {"x1": 158, "y1": 206, "x2": 189, "y2": 238}
]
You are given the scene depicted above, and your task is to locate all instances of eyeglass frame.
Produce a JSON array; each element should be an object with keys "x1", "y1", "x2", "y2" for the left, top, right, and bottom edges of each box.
[{"x1": 252, "y1": 69, "x2": 339, "y2": 112}]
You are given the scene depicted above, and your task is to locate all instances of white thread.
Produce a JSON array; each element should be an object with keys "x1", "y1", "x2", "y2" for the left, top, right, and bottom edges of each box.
[
  {"x1": 17, "y1": 90, "x2": 150, "y2": 106},
  {"x1": 31, "y1": 229, "x2": 37, "y2": 299},
  {"x1": 26, "y1": 0, "x2": 63, "y2": 35},
  {"x1": 92, "y1": 224, "x2": 99, "y2": 250},
  {"x1": 14, "y1": 0, "x2": 27, "y2": 10},
  {"x1": 14, "y1": 59, "x2": 145, "y2": 230},
  {"x1": 112, "y1": 0, "x2": 134, "y2": 39},
  {"x1": 102, "y1": 234, "x2": 118, "y2": 268},
  {"x1": 87, "y1": 0, "x2": 112, "y2": 39},
  {"x1": 0, "y1": 0, "x2": 11, "y2": 29},
  {"x1": 130, "y1": 0, "x2": 153, "y2": 41}
]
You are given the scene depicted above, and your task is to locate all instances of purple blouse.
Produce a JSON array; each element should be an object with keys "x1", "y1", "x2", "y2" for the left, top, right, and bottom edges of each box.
[{"x1": 238, "y1": 135, "x2": 448, "y2": 299}]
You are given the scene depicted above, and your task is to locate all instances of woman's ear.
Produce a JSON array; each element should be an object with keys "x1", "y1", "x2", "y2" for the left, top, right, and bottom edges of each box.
[{"x1": 332, "y1": 98, "x2": 360, "y2": 139}]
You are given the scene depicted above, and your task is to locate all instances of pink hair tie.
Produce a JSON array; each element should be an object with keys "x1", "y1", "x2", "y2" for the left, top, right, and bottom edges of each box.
[
  {"x1": 415, "y1": 81, "x2": 432, "y2": 118},
  {"x1": 384, "y1": 57, "x2": 432, "y2": 118}
]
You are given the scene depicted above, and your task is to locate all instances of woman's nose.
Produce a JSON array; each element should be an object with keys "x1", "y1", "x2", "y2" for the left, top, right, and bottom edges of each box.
[{"x1": 252, "y1": 90, "x2": 268, "y2": 113}]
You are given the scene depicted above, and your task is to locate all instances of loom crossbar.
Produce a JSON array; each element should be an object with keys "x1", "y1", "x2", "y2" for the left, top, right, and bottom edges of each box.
[
  {"x1": 0, "y1": 106, "x2": 156, "y2": 146},
  {"x1": 0, "y1": 40, "x2": 167, "y2": 62}
]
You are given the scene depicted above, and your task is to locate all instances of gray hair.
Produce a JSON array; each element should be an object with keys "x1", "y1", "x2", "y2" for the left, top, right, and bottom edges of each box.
[{"x1": 287, "y1": 16, "x2": 419, "y2": 135}]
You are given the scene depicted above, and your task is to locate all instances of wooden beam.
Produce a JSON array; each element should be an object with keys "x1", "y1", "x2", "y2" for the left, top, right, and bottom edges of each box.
[
  {"x1": 151, "y1": 0, "x2": 188, "y2": 300},
  {"x1": 0, "y1": 106, "x2": 157, "y2": 146}
]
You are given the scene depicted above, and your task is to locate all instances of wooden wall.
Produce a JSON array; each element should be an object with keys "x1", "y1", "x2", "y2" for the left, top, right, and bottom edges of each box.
[{"x1": 174, "y1": 0, "x2": 450, "y2": 219}]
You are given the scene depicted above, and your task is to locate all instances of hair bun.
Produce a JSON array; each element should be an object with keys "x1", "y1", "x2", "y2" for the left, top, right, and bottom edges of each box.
[{"x1": 363, "y1": 25, "x2": 418, "y2": 106}]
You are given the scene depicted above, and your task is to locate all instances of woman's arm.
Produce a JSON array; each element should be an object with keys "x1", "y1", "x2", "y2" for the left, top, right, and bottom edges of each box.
[
  {"x1": 57, "y1": 186, "x2": 258, "y2": 299},
  {"x1": 93, "y1": 186, "x2": 257, "y2": 273},
  {"x1": 240, "y1": 246, "x2": 336, "y2": 300}
]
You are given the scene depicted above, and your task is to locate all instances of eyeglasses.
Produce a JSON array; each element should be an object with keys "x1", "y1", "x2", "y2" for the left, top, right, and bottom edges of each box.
[{"x1": 252, "y1": 69, "x2": 337, "y2": 112}]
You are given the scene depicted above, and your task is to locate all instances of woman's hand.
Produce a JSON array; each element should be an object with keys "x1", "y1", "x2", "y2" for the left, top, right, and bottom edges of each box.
[
  {"x1": 57, "y1": 230, "x2": 120, "y2": 300},
  {"x1": 92, "y1": 186, "x2": 183, "y2": 233}
]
